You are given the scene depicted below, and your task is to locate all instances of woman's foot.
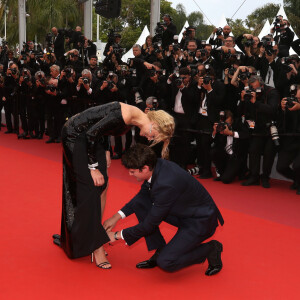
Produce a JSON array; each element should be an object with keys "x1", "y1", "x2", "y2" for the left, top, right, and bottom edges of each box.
[{"x1": 92, "y1": 246, "x2": 111, "y2": 269}]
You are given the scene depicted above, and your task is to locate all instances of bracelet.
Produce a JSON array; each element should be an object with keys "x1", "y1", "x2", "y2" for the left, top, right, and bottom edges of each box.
[{"x1": 114, "y1": 231, "x2": 119, "y2": 240}]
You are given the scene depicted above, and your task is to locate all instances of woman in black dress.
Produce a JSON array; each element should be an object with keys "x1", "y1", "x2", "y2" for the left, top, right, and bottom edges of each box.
[{"x1": 55, "y1": 101, "x2": 175, "y2": 269}]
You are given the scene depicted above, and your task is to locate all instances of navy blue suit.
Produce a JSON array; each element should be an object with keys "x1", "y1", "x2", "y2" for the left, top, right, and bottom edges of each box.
[{"x1": 121, "y1": 159, "x2": 224, "y2": 272}]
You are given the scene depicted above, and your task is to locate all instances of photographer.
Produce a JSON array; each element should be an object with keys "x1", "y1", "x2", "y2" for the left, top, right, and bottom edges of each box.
[
  {"x1": 160, "y1": 14, "x2": 177, "y2": 49},
  {"x1": 211, "y1": 36, "x2": 243, "y2": 80},
  {"x1": 235, "y1": 34, "x2": 260, "y2": 65},
  {"x1": 60, "y1": 66, "x2": 78, "y2": 116},
  {"x1": 88, "y1": 55, "x2": 101, "y2": 78},
  {"x1": 255, "y1": 37, "x2": 280, "y2": 83},
  {"x1": 65, "y1": 49, "x2": 83, "y2": 75},
  {"x1": 141, "y1": 36, "x2": 153, "y2": 57},
  {"x1": 82, "y1": 38, "x2": 97, "y2": 66},
  {"x1": 103, "y1": 32, "x2": 122, "y2": 57},
  {"x1": 239, "y1": 76, "x2": 280, "y2": 188},
  {"x1": 39, "y1": 52, "x2": 59, "y2": 76},
  {"x1": 17, "y1": 68, "x2": 34, "y2": 139},
  {"x1": 276, "y1": 55, "x2": 300, "y2": 97},
  {"x1": 194, "y1": 66, "x2": 225, "y2": 178},
  {"x1": 271, "y1": 16, "x2": 294, "y2": 57},
  {"x1": 51, "y1": 27, "x2": 66, "y2": 67},
  {"x1": 32, "y1": 71, "x2": 47, "y2": 139},
  {"x1": 141, "y1": 62, "x2": 168, "y2": 111},
  {"x1": 209, "y1": 25, "x2": 232, "y2": 48},
  {"x1": 3, "y1": 63, "x2": 19, "y2": 134},
  {"x1": 211, "y1": 110, "x2": 249, "y2": 183},
  {"x1": 180, "y1": 26, "x2": 202, "y2": 50},
  {"x1": 76, "y1": 69, "x2": 95, "y2": 111},
  {"x1": 276, "y1": 86, "x2": 300, "y2": 195},
  {"x1": 44, "y1": 77, "x2": 63, "y2": 143},
  {"x1": 95, "y1": 72, "x2": 121, "y2": 105},
  {"x1": 103, "y1": 52, "x2": 122, "y2": 74},
  {"x1": 167, "y1": 67, "x2": 198, "y2": 169}
]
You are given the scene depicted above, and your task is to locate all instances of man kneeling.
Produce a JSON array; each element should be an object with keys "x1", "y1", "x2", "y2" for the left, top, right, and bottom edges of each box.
[{"x1": 104, "y1": 144, "x2": 224, "y2": 275}]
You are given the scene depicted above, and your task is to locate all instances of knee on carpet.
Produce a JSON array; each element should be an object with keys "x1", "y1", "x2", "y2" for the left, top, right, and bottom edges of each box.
[{"x1": 156, "y1": 256, "x2": 178, "y2": 272}]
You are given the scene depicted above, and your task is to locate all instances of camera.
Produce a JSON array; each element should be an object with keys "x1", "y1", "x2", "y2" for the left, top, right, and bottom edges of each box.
[
  {"x1": 238, "y1": 69, "x2": 251, "y2": 81},
  {"x1": 10, "y1": 68, "x2": 17, "y2": 75},
  {"x1": 216, "y1": 27, "x2": 223, "y2": 36},
  {"x1": 82, "y1": 77, "x2": 90, "y2": 85},
  {"x1": 188, "y1": 51, "x2": 195, "y2": 57},
  {"x1": 286, "y1": 84, "x2": 298, "y2": 108},
  {"x1": 216, "y1": 111, "x2": 227, "y2": 133},
  {"x1": 153, "y1": 42, "x2": 162, "y2": 54},
  {"x1": 281, "y1": 57, "x2": 294, "y2": 73},
  {"x1": 173, "y1": 44, "x2": 180, "y2": 52},
  {"x1": 46, "y1": 84, "x2": 57, "y2": 92},
  {"x1": 64, "y1": 67, "x2": 74, "y2": 79},
  {"x1": 187, "y1": 166, "x2": 200, "y2": 176},
  {"x1": 200, "y1": 49, "x2": 207, "y2": 57},
  {"x1": 174, "y1": 77, "x2": 183, "y2": 87},
  {"x1": 152, "y1": 98, "x2": 158, "y2": 110},
  {"x1": 155, "y1": 22, "x2": 167, "y2": 36},
  {"x1": 106, "y1": 80, "x2": 114, "y2": 90},
  {"x1": 203, "y1": 75, "x2": 212, "y2": 85},
  {"x1": 244, "y1": 38, "x2": 254, "y2": 47},
  {"x1": 244, "y1": 88, "x2": 255, "y2": 102},
  {"x1": 266, "y1": 121, "x2": 280, "y2": 146},
  {"x1": 149, "y1": 68, "x2": 157, "y2": 77},
  {"x1": 228, "y1": 67, "x2": 236, "y2": 76}
]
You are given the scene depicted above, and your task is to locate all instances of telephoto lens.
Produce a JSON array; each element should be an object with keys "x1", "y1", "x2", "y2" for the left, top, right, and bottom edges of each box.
[{"x1": 188, "y1": 166, "x2": 200, "y2": 176}]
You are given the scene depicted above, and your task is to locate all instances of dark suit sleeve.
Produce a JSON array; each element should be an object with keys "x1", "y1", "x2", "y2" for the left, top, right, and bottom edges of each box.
[{"x1": 122, "y1": 183, "x2": 179, "y2": 246}]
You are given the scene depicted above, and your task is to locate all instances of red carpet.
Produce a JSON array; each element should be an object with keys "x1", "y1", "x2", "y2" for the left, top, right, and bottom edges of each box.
[{"x1": 1, "y1": 131, "x2": 300, "y2": 299}]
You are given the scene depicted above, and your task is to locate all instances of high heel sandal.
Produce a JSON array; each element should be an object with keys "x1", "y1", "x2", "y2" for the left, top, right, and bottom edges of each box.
[{"x1": 91, "y1": 253, "x2": 112, "y2": 269}]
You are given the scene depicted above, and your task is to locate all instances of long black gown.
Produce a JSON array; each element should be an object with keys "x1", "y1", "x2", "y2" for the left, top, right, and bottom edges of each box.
[{"x1": 60, "y1": 101, "x2": 130, "y2": 258}]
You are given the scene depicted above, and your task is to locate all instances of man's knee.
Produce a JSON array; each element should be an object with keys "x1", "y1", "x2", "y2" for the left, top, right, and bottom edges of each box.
[{"x1": 156, "y1": 255, "x2": 178, "y2": 272}]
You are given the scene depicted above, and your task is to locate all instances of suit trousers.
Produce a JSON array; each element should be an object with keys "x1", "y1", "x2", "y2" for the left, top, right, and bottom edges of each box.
[
  {"x1": 128, "y1": 183, "x2": 217, "y2": 272},
  {"x1": 211, "y1": 147, "x2": 244, "y2": 183},
  {"x1": 276, "y1": 137, "x2": 300, "y2": 184},
  {"x1": 248, "y1": 135, "x2": 277, "y2": 179}
]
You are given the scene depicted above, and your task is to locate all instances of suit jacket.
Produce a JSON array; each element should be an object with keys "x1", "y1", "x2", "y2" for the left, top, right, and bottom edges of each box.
[
  {"x1": 53, "y1": 33, "x2": 65, "y2": 59},
  {"x1": 122, "y1": 159, "x2": 224, "y2": 246}
]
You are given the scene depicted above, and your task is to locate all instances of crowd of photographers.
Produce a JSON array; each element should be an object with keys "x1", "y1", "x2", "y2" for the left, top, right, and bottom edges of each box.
[{"x1": 1, "y1": 14, "x2": 300, "y2": 194}]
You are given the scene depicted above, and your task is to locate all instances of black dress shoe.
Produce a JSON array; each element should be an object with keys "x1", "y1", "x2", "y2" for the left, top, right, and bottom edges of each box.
[
  {"x1": 205, "y1": 240, "x2": 223, "y2": 276},
  {"x1": 18, "y1": 132, "x2": 29, "y2": 139},
  {"x1": 241, "y1": 177, "x2": 260, "y2": 186},
  {"x1": 261, "y1": 177, "x2": 270, "y2": 188},
  {"x1": 214, "y1": 177, "x2": 221, "y2": 181},
  {"x1": 136, "y1": 249, "x2": 160, "y2": 269},
  {"x1": 111, "y1": 154, "x2": 121, "y2": 160},
  {"x1": 136, "y1": 259, "x2": 157, "y2": 269},
  {"x1": 4, "y1": 130, "x2": 13, "y2": 134},
  {"x1": 37, "y1": 133, "x2": 43, "y2": 140},
  {"x1": 55, "y1": 138, "x2": 61, "y2": 143},
  {"x1": 53, "y1": 238, "x2": 61, "y2": 247},
  {"x1": 52, "y1": 234, "x2": 61, "y2": 239},
  {"x1": 46, "y1": 138, "x2": 55, "y2": 144}
]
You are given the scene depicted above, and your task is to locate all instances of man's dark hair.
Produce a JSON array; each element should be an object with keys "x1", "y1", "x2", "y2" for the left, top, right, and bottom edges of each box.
[
  {"x1": 179, "y1": 67, "x2": 190, "y2": 76},
  {"x1": 121, "y1": 144, "x2": 157, "y2": 171},
  {"x1": 90, "y1": 55, "x2": 98, "y2": 60}
]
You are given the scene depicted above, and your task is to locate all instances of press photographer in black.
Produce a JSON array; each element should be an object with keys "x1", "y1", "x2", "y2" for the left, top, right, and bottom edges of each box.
[
  {"x1": 3, "y1": 63, "x2": 19, "y2": 134},
  {"x1": 194, "y1": 66, "x2": 225, "y2": 178},
  {"x1": 276, "y1": 85, "x2": 300, "y2": 195},
  {"x1": 211, "y1": 110, "x2": 249, "y2": 183},
  {"x1": 239, "y1": 76, "x2": 280, "y2": 188},
  {"x1": 167, "y1": 67, "x2": 197, "y2": 169},
  {"x1": 271, "y1": 15, "x2": 295, "y2": 57},
  {"x1": 209, "y1": 25, "x2": 232, "y2": 48},
  {"x1": 180, "y1": 26, "x2": 202, "y2": 50},
  {"x1": 160, "y1": 14, "x2": 177, "y2": 49}
]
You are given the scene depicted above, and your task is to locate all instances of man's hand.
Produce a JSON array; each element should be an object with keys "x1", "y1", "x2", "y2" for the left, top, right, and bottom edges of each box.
[
  {"x1": 103, "y1": 213, "x2": 122, "y2": 231},
  {"x1": 90, "y1": 169, "x2": 105, "y2": 186}
]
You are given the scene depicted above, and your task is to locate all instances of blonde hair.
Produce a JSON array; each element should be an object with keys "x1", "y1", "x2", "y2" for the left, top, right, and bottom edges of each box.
[{"x1": 147, "y1": 110, "x2": 175, "y2": 159}]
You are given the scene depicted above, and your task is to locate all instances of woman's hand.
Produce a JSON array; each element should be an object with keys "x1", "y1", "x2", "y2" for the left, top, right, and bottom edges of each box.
[
  {"x1": 106, "y1": 151, "x2": 111, "y2": 168},
  {"x1": 90, "y1": 169, "x2": 105, "y2": 186}
]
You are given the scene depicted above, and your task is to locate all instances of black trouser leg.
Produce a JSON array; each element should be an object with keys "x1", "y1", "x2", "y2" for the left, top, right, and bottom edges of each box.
[
  {"x1": 3, "y1": 99, "x2": 13, "y2": 130},
  {"x1": 248, "y1": 136, "x2": 264, "y2": 179},
  {"x1": 262, "y1": 138, "x2": 276, "y2": 179}
]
